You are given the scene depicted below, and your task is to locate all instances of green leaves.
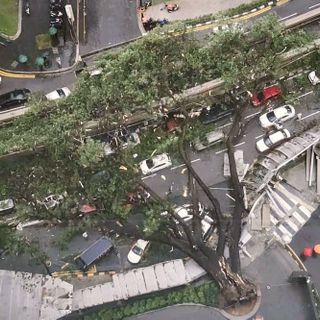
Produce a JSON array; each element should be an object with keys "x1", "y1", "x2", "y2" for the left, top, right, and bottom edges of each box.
[{"x1": 76, "y1": 138, "x2": 104, "y2": 168}]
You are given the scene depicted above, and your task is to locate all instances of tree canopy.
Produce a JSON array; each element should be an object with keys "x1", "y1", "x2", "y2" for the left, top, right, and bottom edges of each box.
[{"x1": 0, "y1": 14, "x2": 313, "y2": 157}]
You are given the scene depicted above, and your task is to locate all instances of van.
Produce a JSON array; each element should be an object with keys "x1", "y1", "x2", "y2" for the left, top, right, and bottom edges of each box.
[
  {"x1": 74, "y1": 236, "x2": 114, "y2": 271},
  {"x1": 0, "y1": 198, "x2": 14, "y2": 215},
  {"x1": 193, "y1": 130, "x2": 224, "y2": 151}
]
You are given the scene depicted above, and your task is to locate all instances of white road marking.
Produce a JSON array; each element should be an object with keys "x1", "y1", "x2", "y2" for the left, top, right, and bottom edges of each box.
[
  {"x1": 226, "y1": 193, "x2": 236, "y2": 202},
  {"x1": 309, "y1": 3, "x2": 320, "y2": 9},
  {"x1": 298, "y1": 110, "x2": 320, "y2": 122},
  {"x1": 255, "y1": 134, "x2": 264, "y2": 140},
  {"x1": 217, "y1": 122, "x2": 232, "y2": 130},
  {"x1": 278, "y1": 13, "x2": 297, "y2": 22},
  {"x1": 244, "y1": 111, "x2": 260, "y2": 120},
  {"x1": 191, "y1": 158, "x2": 201, "y2": 163},
  {"x1": 297, "y1": 91, "x2": 313, "y2": 99},
  {"x1": 215, "y1": 141, "x2": 246, "y2": 155},
  {"x1": 215, "y1": 148, "x2": 227, "y2": 155},
  {"x1": 171, "y1": 164, "x2": 185, "y2": 170},
  {"x1": 235, "y1": 141, "x2": 246, "y2": 148},
  {"x1": 141, "y1": 173, "x2": 157, "y2": 180}
]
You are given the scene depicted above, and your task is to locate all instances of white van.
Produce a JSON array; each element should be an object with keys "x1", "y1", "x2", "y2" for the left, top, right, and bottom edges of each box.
[{"x1": 193, "y1": 130, "x2": 224, "y2": 151}]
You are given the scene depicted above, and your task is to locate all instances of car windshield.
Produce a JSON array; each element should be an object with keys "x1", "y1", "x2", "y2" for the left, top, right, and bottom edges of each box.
[
  {"x1": 146, "y1": 159, "x2": 154, "y2": 169},
  {"x1": 263, "y1": 136, "x2": 273, "y2": 147},
  {"x1": 257, "y1": 92, "x2": 264, "y2": 102},
  {"x1": 132, "y1": 245, "x2": 143, "y2": 256},
  {"x1": 56, "y1": 89, "x2": 65, "y2": 97},
  {"x1": 285, "y1": 105, "x2": 292, "y2": 113},
  {"x1": 266, "y1": 111, "x2": 276, "y2": 122},
  {"x1": 13, "y1": 93, "x2": 24, "y2": 99}
]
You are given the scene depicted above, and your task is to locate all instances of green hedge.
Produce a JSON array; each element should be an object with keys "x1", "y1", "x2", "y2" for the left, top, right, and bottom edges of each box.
[
  {"x1": 182, "y1": 0, "x2": 270, "y2": 26},
  {"x1": 82, "y1": 282, "x2": 218, "y2": 320}
]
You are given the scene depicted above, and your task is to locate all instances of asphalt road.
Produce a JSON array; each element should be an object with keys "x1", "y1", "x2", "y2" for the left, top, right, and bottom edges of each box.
[
  {"x1": 142, "y1": 89, "x2": 320, "y2": 203},
  {"x1": 79, "y1": 0, "x2": 141, "y2": 55},
  {"x1": 291, "y1": 207, "x2": 320, "y2": 290}
]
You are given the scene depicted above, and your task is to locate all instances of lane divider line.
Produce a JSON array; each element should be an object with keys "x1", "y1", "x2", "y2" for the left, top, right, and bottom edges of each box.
[{"x1": 278, "y1": 13, "x2": 298, "y2": 22}]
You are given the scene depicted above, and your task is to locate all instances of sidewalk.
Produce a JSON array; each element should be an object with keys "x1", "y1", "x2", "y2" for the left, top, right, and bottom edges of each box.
[{"x1": 145, "y1": 0, "x2": 256, "y2": 22}]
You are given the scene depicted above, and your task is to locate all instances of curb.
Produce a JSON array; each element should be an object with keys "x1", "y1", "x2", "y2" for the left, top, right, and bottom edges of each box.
[
  {"x1": 285, "y1": 243, "x2": 307, "y2": 271},
  {"x1": 0, "y1": 0, "x2": 22, "y2": 40},
  {"x1": 52, "y1": 268, "x2": 116, "y2": 280},
  {"x1": 130, "y1": 297, "x2": 262, "y2": 320}
]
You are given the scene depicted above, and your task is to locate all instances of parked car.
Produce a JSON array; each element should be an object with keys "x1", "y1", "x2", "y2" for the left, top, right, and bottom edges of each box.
[
  {"x1": 0, "y1": 198, "x2": 15, "y2": 215},
  {"x1": 74, "y1": 237, "x2": 114, "y2": 271},
  {"x1": 139, "y1": 153, "x2": 172, "y2": 175},
  {"x1": 199, "y1": 104, "x2": 235, "y2": 125},
  {"x1": 45, "y1": 87, "x2": 71, "y2": 101},
  {"x1": 0, "y1": 88, "x2": 30, "y2": 111},
  {"x1": 161, "y1": 203, "x2": 214, "y2": 240},
  {"x1": 308, "y1": 71, "x2": 320, "y2": 85},
  {"x1": 259, "y1": 105, "x2": 295, "y2": 129},
  {"x1": 193, "y1": 130, "x2": 224, "y2": 151},
  {"x1": 256, "y1": 129, "x2": 291, "y2": 152},
  {"x1": 250, "y1": 84, "x2": 281, "y2": 107},
  {"x1": 127, "y1": 239, "x2": 150, "y2": 264},
  {"x1": 104, "y1": 132, "x2": 140, "y2": 156}
]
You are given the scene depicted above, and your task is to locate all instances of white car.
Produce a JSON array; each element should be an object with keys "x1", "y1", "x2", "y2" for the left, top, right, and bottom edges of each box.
[
  {"x1": 45, "y1": 87, "x2": 71, "y2": 101},
  {"x1": 259, "y1": 105, "x2": 295, "y2": 129},
  {"x1": 127, "y1": 239, "x2": 150, "y2": 264},
  {"x1": 256, "y1": 129, "x2": 291, "y2": 153},
  {"x1": 308, "y1": 71, "x2": 320, "y2": 85},
  {"x1": 161, "y1": 203, "x2": 214, "y2": 239},
  {"x1": 139, "y1": 153, "x2": 172, "y2": 175}
]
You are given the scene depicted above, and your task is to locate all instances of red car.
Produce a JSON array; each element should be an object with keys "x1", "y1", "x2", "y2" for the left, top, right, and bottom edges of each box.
[{"x1": 251, "y1": 84, "x2": 281, "y2": 107}]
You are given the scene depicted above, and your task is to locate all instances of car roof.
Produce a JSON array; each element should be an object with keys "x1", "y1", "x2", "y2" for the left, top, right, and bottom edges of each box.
[
  {"x1": 269, "y1": 130, "x2": 286, "y2": 142},
  {"x1": 273, "y1": 105, "x2": 290, "y2": 117}
]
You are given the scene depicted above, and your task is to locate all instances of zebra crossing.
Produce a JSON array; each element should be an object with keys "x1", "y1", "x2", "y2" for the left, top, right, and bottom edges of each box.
[{"x1": 266, "y1": 181, "x2": 317, "y2": 244}]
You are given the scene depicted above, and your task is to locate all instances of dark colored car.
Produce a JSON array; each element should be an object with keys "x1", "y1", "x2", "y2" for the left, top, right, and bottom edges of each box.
[
  {"x1": 0, "y1": 89, "x2": 30, "y2": 111},
  {"x1": 199, "y1": 104, "x2": 235, "y2": 125},
  {"x1": 251, "y1": 84, "x2": 281, "y2": 107},
  {"x1": 74, "y1": 236, "x2": 114, "y2": 271}
]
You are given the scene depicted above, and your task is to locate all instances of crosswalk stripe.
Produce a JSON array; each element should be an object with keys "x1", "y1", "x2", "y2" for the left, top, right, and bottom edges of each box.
[
  {"x1": 278, "y1": 224, "x2": 293, "y2": 239},
  {"x1": 274, "y1": 186, "x2": 312, "y2": 220},
  {"x1": 276, "y1": 183, "x2": 316, "y2": 213},
  {"x1": 270, "y1": 190, "x2": 305, "y2": 227}
]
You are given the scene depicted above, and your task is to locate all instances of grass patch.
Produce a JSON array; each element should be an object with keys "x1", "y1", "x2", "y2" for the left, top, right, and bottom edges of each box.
[
  {"x1": 36, "y1": 34, "x2": 52, "y2": 50},
  {"x1": 0, "y1": 0, "x2": 19, "y2": 37},
  {"x1": 82, "y1": 281, "x2": 219, "y2": 320}
]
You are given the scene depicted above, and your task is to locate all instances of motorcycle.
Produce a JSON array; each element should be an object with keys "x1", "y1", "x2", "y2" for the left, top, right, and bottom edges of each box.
[
  {"x1": 25, "y1": 2, "x2": 30, "y2": 15},
  {"x1": 165, "y1": 3, "x2": 179, "y2": 13},
  {"x1": 50, "y1": 10, "x2": 63, "y2": 18}
]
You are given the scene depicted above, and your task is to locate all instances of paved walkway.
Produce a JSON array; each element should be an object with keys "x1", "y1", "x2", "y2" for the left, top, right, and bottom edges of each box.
[
  {"x1": 145, "y1": 0, "x2": 256, "y2": 21},
  {"x1": 72, "y1": 259, "x2": 206, "y2": 310}
]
